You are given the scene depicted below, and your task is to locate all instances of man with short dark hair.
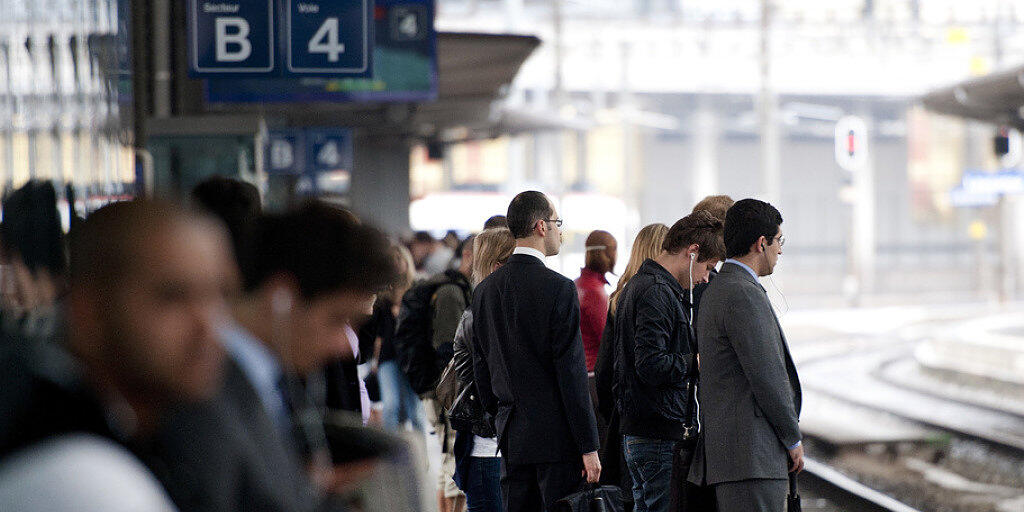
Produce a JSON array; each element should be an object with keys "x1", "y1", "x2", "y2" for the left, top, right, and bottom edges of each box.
[
  {"x1": 0, "y1": 200, "x2": 237, "y2": 506},
  {"x1": 471, "y1": 190, "x2": 601, "y2": 512},
  {"x1": 613, "y1": 211, "x2": 724, "y2": 512},
  {"x1": 411, "y1": 231, "x2": 454, "y2": 277},
  {"x1": 156, "y1": 201, "x2": 396, "y2": 512},
  {"x1": 687, "y1": 198, "x2": 803, "y2": 512}
]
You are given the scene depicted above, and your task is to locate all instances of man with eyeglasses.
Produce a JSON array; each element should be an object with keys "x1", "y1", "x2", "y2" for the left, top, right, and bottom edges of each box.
[
  {"x1": 470, "y1": 191, "x2": 601, "y2": 512},
  {"x1": 687, "y1": 199, "x2": 802, "y2": 512}
]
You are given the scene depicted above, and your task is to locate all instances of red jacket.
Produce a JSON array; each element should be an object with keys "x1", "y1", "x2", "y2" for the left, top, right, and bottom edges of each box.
[{"x1": 575, "y1": 267, "x2": 610, "y2": 372}]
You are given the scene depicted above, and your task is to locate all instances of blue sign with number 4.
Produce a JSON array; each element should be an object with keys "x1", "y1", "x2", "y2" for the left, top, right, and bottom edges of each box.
[{"x1": 285, "y1": 0, "x2": 372, "y2": 76}]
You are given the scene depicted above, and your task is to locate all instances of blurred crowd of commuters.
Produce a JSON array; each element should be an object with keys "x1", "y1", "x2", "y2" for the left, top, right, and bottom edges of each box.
[{"x1": 0, "y1": 178, "x2": 802, "y2": 512}]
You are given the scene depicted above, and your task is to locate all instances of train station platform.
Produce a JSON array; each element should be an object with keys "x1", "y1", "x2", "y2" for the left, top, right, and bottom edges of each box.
[{"x1": 914, "y1": 312, "x2": 1024, "y2": 387}]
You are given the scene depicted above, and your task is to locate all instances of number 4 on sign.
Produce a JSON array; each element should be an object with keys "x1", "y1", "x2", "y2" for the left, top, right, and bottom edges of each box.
[{"x1": 309, "y1": 18, "x2": 345, "y2": 62}]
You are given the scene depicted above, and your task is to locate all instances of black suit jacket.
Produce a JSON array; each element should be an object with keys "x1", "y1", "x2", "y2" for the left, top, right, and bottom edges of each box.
[
  {"x1": 470, "y1": 253, "x2": 600, "y2": 465},
  {"x1": 156, "y1": 360, "x2": 319, "y2": 512}
]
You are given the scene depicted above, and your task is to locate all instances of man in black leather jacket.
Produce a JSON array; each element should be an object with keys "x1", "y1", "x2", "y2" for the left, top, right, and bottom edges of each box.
[{"x1": 613, "y1": 212, "x2": 724, "y2": 512}]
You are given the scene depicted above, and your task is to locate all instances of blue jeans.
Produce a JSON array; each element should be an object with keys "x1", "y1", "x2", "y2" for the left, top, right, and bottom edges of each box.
[
  {"x1": 377, "y1": 360, "x2": 425, "y2": 432},
  {"x1": 463, "y1": 456, "x2": 502, "y2": 512},
  {"x1": 623, "y1": 435, "x2": 676, "y2": 512}
]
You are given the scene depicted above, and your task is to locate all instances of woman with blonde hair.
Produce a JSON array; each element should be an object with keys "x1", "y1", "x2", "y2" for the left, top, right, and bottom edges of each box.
[
  {"x1": 358, "y1": 243, "x2": 426, "y2": 432},
  {"x1": 448, "y1": 227, "x2": 515, "y2": 512},
  {"x1": 591, "y1": 223, "x2": 669, "y2": 488}
]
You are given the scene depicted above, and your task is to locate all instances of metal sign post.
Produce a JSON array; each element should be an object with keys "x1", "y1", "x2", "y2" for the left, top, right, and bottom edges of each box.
[{"x1": 835, "y1": 115, "x2": 875, "y2": 306}]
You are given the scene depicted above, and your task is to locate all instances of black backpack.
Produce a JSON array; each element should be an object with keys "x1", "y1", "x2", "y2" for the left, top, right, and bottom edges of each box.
[{"x1": 393, "y1": 270, "x2": 472, "y2": 394}]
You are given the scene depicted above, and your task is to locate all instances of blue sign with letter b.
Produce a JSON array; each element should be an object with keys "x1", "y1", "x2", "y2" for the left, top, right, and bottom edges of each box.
[{"x1": 189, "y1": 0, "x2": 275, "y2": 75}]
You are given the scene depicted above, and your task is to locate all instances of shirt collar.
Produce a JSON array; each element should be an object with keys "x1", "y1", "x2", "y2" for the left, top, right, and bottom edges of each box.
[
  {"x1": 221, "y1": 323, "x2": 284, "y2": 407},
  {"x1": 513, "y1": 246, "x2": 546, "y2": 262},
  {"x1": 724, "y1": 258, "x2": 759, "y2": 281}
]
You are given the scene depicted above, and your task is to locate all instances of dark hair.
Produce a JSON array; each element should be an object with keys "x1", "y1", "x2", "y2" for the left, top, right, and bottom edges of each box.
[
  {"x1": 662, "y1": 211, "x2": 726, "y2": 262},
  {"x1": 724, "y1": 199, "x2": 783, "y2": 258},
  {"x1": 483, "y1": 215, "x2": 507, "y2": 229},
  {"x1": 456, "y1": 234, "x2": 476, "y2": 257},
  {"x1": 506, "y1": 191, "x2": 553, "y2": 239},
  {"x1": 1, "y1": 181, "x2": 66, "y2": 278},
  {"x1": 71, "y1": 200, "x2": 200, "y2": 288},
  {"x1": 412, "y1": 231, "x2": 435, "y2": 244},
  {"x1": 246, "y1": 201, "x2": 395, "y2": 299},
  {"x1": 191, "y1": 176, "x2": 262, "y2": 272}
]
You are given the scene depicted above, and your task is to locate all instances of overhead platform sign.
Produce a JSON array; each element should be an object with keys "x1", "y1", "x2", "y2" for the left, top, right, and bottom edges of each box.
[
  {"x1": 204, "y1": 0, "x2": 436, "y2": 104},
  {"x1": 188, "y1": 0, "x2": 372, "y2": 78}
]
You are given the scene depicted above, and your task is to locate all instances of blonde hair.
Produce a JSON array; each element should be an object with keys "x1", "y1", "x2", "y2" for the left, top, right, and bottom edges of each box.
[
  {"x1": 387, "y1": 244, "x2": 417, "y2": 302},
  {"x1": 472, "y1": 227, "x2": 516, "y2": 285},
  {"x1": 609, "y1": 223, "x2": 669, "y2": 315}
]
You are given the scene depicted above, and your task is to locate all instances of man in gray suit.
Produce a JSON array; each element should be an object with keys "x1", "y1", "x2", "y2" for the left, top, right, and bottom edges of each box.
[{"x1": 687, "y1": 198, "x2": 803, "y2": 511}]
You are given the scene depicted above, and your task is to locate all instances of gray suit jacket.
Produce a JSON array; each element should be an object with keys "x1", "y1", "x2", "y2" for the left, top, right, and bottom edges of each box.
[
  {"x1": 687, "y1": 262, "x2": 801, "y2": 485},
  {"x1": 155, "y1": 360, "x2": 319, "y2": 512}
]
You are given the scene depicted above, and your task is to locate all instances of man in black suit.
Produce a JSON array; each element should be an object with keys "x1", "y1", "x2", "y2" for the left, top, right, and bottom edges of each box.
[
  {"x1": 156, "y1": 202, "x2": 396, "y2": 512},
  {"x1": 471, "y1": 191, "x2": 601, "y2": 512}
]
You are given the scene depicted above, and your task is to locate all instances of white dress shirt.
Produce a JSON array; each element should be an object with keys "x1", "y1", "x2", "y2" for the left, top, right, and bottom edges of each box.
[{"x1": 512, "y1": 246, "x2": 546, "y2": 262}]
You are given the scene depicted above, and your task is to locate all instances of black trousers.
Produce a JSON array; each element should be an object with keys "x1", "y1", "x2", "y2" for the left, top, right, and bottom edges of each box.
[{"x1": 501, "y1": 458, "x2": 583, "y2": 512}]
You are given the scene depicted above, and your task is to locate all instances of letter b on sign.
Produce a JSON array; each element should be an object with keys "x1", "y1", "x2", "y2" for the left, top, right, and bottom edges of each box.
[
  {"x1": 216, "y1": 18, "x2": 253, "y2": 62},
  {"x1": 189, "y1": 0, "x2": 274, "y2": 75}
]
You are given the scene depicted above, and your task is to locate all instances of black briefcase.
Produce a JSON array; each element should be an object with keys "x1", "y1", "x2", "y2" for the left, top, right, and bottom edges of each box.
[
  {"x1": 553, "y1": 484, "x2": 628, "y2": 512},
  {"x1": 787, "y1": 473, "x2": 801, "y2": 512}
]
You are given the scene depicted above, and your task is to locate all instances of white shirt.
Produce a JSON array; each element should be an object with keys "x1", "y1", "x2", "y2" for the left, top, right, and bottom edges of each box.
[
  {"x1": 512, "y1": 246, "x2": 546, "y2": 262},
  {"x1": 471, "y1": 435, "x2": 501, "y2": 458}
]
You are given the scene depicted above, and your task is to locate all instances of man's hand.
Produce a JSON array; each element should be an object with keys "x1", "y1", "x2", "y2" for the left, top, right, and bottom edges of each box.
[
  {"x1": 582, "y1": 451, "x2": 601, "y2": 483},
  {"x1": 788, "y1": 444, "x2": 805, "y2": 474}
]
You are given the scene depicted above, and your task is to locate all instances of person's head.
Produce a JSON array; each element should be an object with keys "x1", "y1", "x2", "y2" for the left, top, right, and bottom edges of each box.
[
  {"x1": 457, "y1": 234, "x2": 475, "y2": 278},
  {"x1": 471, "y1": 228, "x2": 516, "y2": 286},
  {"x1": 483, "y1": 215, "x2": 508, "y2": 229},
  {"x1": 68, "y1": 200, "x2": 236, "y2": 410},
  {"x1": 442, "y1": 230, "x2": 460, "y2": 250},
  {"x1": 1, "y1": 181, "x2": 67, "y2": 310},
  {"x1": 506, "y1": 191, "x2": 561, "y2": 256},
  {"x1": 243, "y1": 201, "x2": 396, "y2": 374},
  {"x1": 409, "y1": 231, "x2": 437, "y2": 268},
  {"x1": 584, "y1": 230, "x2": 617, "y2": 275},
  {"x1": 386, "y1": 243, "x2": 417, "y2": 303},
  {"x1": 692, "y1": 195, "x2": 735, "y2": 223},
  {"x1": 610, "y1": 223, "x2": 668, "y2": 315},
  {"x1": 724, "y1": 199, "x2": 784, "y2": 276},
  {"x1": 660, "y1": 211, "x2": 726, "y2": 289},
  {"x1": 190, "y1": 176, "x2": 262, "y2": 273}
]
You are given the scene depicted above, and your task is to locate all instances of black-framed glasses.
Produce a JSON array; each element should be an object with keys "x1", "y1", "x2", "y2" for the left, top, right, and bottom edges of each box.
[
  {"x1": 775, "y1": 235, "x2": 786, "y2": 247},
  {"x1": 544, "y1": 218, "x2": 563, "y2": 228}
]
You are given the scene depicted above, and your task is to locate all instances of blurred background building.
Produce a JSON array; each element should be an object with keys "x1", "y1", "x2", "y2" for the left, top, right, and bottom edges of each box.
[{"x1": 407, "y1": 0, "x2": 1024, "y2": 305}]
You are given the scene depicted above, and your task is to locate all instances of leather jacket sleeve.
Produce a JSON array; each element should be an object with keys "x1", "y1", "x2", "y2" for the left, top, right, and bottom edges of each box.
[{"x1": 452, "y1": 311, "x2": 475, "y2": 387}]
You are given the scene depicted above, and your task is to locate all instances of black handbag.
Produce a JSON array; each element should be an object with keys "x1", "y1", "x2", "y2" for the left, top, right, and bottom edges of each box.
[{"x1": 553, "y1": 484, "x2": 628, "y2": 512}]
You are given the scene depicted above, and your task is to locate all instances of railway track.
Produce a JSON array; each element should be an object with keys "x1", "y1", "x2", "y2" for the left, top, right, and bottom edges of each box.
[{"x1": 800, "y1": 459, "x2": 924, "y2": 512}]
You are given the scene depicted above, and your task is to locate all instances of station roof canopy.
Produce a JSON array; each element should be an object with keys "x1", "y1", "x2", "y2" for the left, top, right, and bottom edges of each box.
[
  {"x1": 182, "y1": 32, "x2": 542, "y2": 139},
  {"x1": 921, "y1": 65, "x2": 1024, "y2": 128}
]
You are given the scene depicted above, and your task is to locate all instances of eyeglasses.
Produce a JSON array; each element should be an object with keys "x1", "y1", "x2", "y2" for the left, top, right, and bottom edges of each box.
[
  {"x1": 544, "y1": 218, "x2": 563, "y2": 228},
  {"x1": 774, "y1": 235, "x2": 786, "y2": 248}
]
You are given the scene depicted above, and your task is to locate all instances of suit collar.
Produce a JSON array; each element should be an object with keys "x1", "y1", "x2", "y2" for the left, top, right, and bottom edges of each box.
[
  {"x1": 720, "y1": 262, "x2": 765, "y2": 291},
  {"x1": 507, "y1": 253, "x2": 545, "y2": 265}
]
